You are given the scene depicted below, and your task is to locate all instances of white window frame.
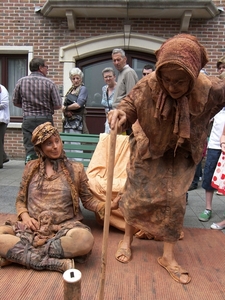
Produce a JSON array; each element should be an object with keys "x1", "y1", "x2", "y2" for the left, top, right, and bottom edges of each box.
[{"x1": 0, "y1": 46, "x2": 33, "y2": 128}]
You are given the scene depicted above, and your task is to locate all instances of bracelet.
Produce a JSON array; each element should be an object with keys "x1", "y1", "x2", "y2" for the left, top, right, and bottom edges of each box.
[{"x1": 220, "y1": 142, "x2": 225, "y2": 147}]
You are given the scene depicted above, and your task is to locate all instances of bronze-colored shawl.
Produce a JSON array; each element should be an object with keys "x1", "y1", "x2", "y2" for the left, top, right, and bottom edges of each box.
[{"x1": 154, "y1": 34, "x2": 208, "y2": 152}]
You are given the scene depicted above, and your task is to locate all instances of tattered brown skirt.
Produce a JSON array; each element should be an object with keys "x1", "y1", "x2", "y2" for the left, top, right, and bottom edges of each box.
[{"x1": 120, "y1": 136, "x2": 196, "y2": 242}]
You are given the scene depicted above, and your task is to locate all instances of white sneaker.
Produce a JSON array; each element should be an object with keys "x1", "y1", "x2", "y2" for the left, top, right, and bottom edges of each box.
[
  {"x1": 216, "y1": 191, "x2": 224, "y2": 196},
  {"x1": 210, "y1": 223, "x2": 225, "y2": 230}
]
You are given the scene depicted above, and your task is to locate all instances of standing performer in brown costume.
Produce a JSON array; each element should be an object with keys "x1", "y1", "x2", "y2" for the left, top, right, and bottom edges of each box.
[
  {"x1": 109, "y1": 34, "x2": 225, "y2": 284},
  {"x1": 0, "y1": 122, "x2": 119, "y2": 272}
]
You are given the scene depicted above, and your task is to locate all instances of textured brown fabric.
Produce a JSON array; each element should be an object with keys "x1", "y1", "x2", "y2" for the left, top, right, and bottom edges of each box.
[
  {"x1": 16, "y1": 160, "x2": 103, "y2": 221},
  {"x1": 117, "y1": 34, "x2": 225, "y2": 242},
  {"x1": 155, "y1": 34, "x2": 208, "y2": 88},
  {"x1": 120, "y1": 137, "x2": 194, "y2": 242},
  {"x1": 155, "y1": 34, "x2": 208, "y2": 152},
  {"x1": 31, "y1": 122, "x2": 59, "y2": 146},
  {"x1": 6, "y1": 239, "x2": 73, "y2": 273},
  {"x1": 122, "y1": 72, "x2": 225, "y2": 164},
  {"x1": 32, "y1": 211, "x2": 61, "y2": 247},
  {"x1": 154, "y1": 89, "x2": 190, "y2": 153}
]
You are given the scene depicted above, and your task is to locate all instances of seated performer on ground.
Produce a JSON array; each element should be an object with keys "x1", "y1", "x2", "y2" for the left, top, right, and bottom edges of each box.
[
  {"x1": 0, "y1": 122, "x2": 119, "y2": 273},
  {"x1": 108, "y1": 33, "x2": 225, "y2": 284}
]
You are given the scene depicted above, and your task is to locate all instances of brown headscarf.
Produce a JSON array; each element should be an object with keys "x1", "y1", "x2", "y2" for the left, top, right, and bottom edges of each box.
[
  {"x1": 31, "y1": 122, "x2": 59, "y2": 146},
  {"x1": 31, "y1": 122, "x2": 64, "y2": 168},
  {"x1": 155, "y1": 34, "x2": 208, "y2": 151}
]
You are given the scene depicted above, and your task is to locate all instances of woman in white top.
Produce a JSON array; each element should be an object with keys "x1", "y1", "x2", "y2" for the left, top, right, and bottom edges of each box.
[{"x1": 0, "y1": 84, "x2": 10, "y2": 168}]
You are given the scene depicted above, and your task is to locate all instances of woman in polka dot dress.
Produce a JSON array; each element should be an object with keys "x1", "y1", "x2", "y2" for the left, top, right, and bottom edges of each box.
[{"x1": 211, "y1": 125, "x2": 225, "y2": 230}]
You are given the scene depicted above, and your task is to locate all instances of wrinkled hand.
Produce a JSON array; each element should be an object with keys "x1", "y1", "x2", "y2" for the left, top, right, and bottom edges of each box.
[
  {"x1": 108, "y1": 109, "x2": 126, "y2": 134},
  {"x1": 111, "y1": 194, "x2": 121, "y2": 210},
  {"x1": 21, "y1": 212, "x2": 39, "y2": 231}
]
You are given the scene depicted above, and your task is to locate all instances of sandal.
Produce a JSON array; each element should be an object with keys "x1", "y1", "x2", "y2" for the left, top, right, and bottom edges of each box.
[
  {"x1": 157, "y1": 257, "x2": 191, "y2": 284},
  {"x1": 115, "y1": 240, "x2": 131, "y2": 263}
]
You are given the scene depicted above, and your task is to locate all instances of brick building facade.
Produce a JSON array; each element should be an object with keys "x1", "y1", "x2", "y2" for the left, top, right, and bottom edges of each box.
[{"x1": 2, "y1": 0, "x2": 225, "y2": 159}]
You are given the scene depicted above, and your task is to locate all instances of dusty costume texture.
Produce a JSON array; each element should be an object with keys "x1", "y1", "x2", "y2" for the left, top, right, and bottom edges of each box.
[
  {"x1": 117, "y1": 34, "x2": 225, "y2": 242},
  {"x1": 4, "y1": 123, "x2": 106, "y2": 267},
  {"x1": 16, "y1": 159, "x2": 104, "y2": 224}
]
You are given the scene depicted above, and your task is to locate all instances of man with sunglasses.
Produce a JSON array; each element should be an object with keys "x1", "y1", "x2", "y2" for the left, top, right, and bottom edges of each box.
[
  {"x1": 142, "y1": 64, "x2": 155, "y2": 77},
  {"x1": 12, "y1": 58, "x2": 62, "y2": 164}
]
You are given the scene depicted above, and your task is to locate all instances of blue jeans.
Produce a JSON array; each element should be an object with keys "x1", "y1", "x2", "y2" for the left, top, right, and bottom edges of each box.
[{"x1": 202, "y1": 149, "x2": 221, "y2": 191}]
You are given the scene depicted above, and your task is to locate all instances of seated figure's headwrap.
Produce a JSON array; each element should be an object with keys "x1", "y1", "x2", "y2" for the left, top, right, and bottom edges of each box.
[
  {"x1": 32, "y1": 122, "x2": 59, "y2": 147},
  {"x1": 155, "y1": 34, "x2": 208, "y2": 151},
  {"x1": 31, "y1": 122, "x2": 64, "y2": 161}
]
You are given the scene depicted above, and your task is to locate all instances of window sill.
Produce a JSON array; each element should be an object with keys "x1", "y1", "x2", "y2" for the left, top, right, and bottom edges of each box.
[{"x1": 8, "y1": 122, "x2": 22, "y2": 129}]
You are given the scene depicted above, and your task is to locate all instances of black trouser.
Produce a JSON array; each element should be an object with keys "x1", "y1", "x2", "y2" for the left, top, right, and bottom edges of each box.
[
  {"x1": 0, "y1": 122, "x2": 7, "y2": 167},
  {"x1": 22, "y1": 116, "x2": 53, "y2": 160}
]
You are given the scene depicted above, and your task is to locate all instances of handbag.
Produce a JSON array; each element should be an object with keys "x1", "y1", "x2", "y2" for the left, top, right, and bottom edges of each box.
[
  {"x1": 64, "y1": 93, "x2": 84, "y2": 113},
  {"x1": 64, "y1": 93, "x2": 77, "y2": 106},
  {"x1": 64, "y1": 114, "x2": 83, "y2": 131}
]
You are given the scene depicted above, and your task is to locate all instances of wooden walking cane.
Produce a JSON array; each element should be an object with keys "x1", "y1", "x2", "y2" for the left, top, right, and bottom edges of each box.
[{"x1": 97, "y1": 121, "x2": 118, "y2": 300}]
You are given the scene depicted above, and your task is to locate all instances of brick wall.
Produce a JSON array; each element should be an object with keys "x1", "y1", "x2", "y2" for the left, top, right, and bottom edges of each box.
[{"x1": 2, "y1": 0, "x2": 225, "y2": 159}]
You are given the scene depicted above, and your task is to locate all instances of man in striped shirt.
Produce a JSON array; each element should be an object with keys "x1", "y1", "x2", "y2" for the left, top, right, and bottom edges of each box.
[{"x1": 13, "y1": 57, "x2": 62, "y2": 163}]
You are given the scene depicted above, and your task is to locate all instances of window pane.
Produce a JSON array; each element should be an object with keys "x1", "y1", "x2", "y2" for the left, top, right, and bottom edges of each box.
[
  {"x1": 83, "y1": 59, "x2": 113, "y2": 108},
  {"x1": 8, "y1": 59, "x2": 27, "y2": 117},
  {"x1": 82, "y1": 58, "x2": 155, "y2": 108}
]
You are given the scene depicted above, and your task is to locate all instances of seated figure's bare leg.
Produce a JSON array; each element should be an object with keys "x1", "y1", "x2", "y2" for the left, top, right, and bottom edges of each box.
[
  {"x1": 0, "y1": 225, "x2": 15, "y2": 235},
  {"x1": 115, "y1": 222, "x2": 135, "y2": 263},
  {"x1": 60, "y1": 227, "x2": 94, "y2": 258},
  {"x1": 0, "y1": 224, "x2": 18, "y2": 258},
  {"x1": 0, "y1": 233, "x2": 20, "y2": 267}
]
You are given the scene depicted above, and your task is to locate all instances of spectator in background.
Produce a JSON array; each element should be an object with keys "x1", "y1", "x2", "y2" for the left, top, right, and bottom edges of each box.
[
  {"x1": 12, "y1": 58, "x2": 62, "y2": 164},
  {"x1": 216, "y1": 56, "x2": 225, "y2": 75},
  {"x1": 188, "y1": 142, "x2": 207, "y2": 191},
  {"x1": 62, "y1": 67, "x2": 89, "y2": 135},
  {"x1": 142, "y1": 64, "x2": 155, "y2": 77},
  {"x1": 210, "y1": 123, "x2": 225, "y2": 230},
  {"x1": 101, "y1": 67, "x2": 117, "y2": 133},
  {"x1": 188, "y1": 69, "x2": 208, "y2": 191},
  {"x1": 0, "y1": 84, "x2": 10, "y2": 168},
  {"x1": 198, "y1": 59, "x2": 225, "y2": 222},
  {"x1": 198, "y1": 107, "x2": 225, "y2": 221},
  {"x1": 112, "y1": 48, "x2": 138, "y2": 134},
  {"x1": 112, "y1": 48, "x2": 138, "y2": 109}
]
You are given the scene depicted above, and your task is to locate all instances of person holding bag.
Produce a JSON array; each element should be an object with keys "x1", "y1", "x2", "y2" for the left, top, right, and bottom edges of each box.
[{"x1": 62, "y1": 67, "x2": 89, "y2": 134}]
